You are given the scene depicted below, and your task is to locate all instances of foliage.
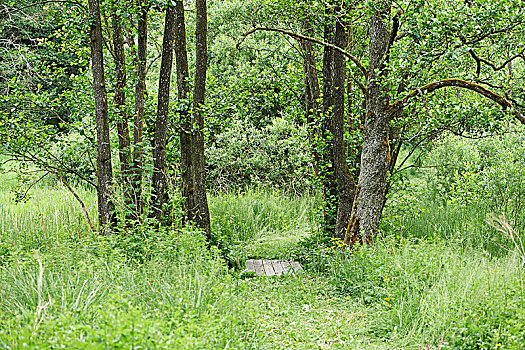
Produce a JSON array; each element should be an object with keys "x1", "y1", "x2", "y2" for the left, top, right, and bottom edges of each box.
[
  {"x1": 206, "y1": 117, "x2": 312, "y2": 193},
  {"x1": 0, "y1": 0, "x2": 87, "y2": 128},
  {"x1": 444, "y1": 279, "x2": 525, "y2": 349},
  {"x1": 305, "y1": 237, "x2": 525, "y2": 347}
]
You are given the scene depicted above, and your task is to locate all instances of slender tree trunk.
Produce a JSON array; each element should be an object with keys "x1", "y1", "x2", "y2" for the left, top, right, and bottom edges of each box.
[
  {"x1": 333, "y1": 14, "x2": 356, "y2": 239},
  {"x1": 87, "y1": 0, "x2": 116, "y2": 232},
  {"x1": 151, "y1": 3, "x2": 176, "y2": 222},
  {"x1": 300, "y1": 19, "x2": 322, "y2": 180},
  {"x1": 345, "y1": 1, "x2": 393, "y2": 246},
  {"x1": 319, "y1": 5, "x2": 338, "y2": 235},
  {"x1": 191, "y1": 0, "x2": 211, "y2": 238},
  {"x1": 111, "y1": 0, "x2": 132, "y2": 214},
  {"x1": 173, "y1": 0, "x2": 195, "y2": 226},
  {"x1": 132, "y1": 0, "x2": 148, "y2": 218}
]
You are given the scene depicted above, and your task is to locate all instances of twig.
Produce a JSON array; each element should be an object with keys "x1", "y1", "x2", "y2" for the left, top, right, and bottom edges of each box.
[{"x1": 60, "y1": 176, "x2": 97, "y2": 234}]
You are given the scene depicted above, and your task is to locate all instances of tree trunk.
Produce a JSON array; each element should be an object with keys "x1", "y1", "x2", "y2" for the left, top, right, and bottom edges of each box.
[
  {"x1": 319, "y1": 6, "x2": 338, "y2": 235},
  {"x1": 87, "y1": 0, "x2": 116, "y2": 232},
  {"x1": 151, "y1": 3, "x2": 176, "y2": 223},
  {"x1": 300, "y1": 19, "x2": 322, "y2": 181},
  {"x1": 111, "y1": 0, "x2": 132, "y2": 215},
  {"x1": 333, "y1": 13, "x2": 356, "y2": 239},
  {"x1": 132, "y1": 0, "x2": 148, "y2": 218},
  {"x1": 345, "y1": 1, "x2": 392, "y2": 246},
  {"x1": 173, "y1": 0, "x2": 195, "y2": 227},
  {"x1": 191, "y1": 0, "x2": 211, "y2": 238}
]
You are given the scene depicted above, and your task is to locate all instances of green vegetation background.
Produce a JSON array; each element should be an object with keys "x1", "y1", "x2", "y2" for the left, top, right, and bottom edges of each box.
[{"x1": 1, "y1": 131, "x2": 525, "y2": 349}]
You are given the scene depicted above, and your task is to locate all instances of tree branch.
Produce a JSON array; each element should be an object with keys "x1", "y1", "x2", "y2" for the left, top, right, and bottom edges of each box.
[
  {"x1": 0, "y1": 0, "x2": 85, "y2": 16},
  {"x1": 237, "y1": 26, "x2": 368, "y2": 79},
  {"x1": 469, "y1": 48, "x2": 525, "y2": 75},
  {"x1": 390, "y1": 78, "x2": 525, "y2": 125},
  {"x1": 60, "y1": 176, "x2": 97, "y2": 234}
]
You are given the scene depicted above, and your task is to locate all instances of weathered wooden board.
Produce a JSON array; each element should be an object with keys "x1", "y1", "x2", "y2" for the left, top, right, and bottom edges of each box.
[
  {"x1": 245, "y1": 259, "x2": 303, "y2": 276},
  {"x1": 246, "y1": 259, "x2": 255, "y2": 272},
  {"x1": 272, "y1": 260, "x2": 284, "y2": 275},
  {"x1": 253, "y1": 259, "x2": 264, "y2": 276},
  {"x1": 262, "y1": 260, "x2": 275, "y2": 276},
  {"x1": 281, "y1": 261, "x2": 293, "y2": 275}
]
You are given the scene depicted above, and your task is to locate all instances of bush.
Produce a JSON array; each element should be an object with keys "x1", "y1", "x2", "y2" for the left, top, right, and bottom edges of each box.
[
  {"x1": 206, "y1": 117, "x2": 313, "y2": 193},
  {"x1": 382, "y1": 130, "x2": 525, "y2": 254}
]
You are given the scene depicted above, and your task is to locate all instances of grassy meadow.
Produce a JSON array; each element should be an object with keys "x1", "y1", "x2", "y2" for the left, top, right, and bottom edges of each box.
[{"x1": 1, "y1": 144, "x2": 524, "y2": 349}]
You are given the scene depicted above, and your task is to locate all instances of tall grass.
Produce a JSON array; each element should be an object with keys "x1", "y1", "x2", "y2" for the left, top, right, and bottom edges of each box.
[
  {"x1": 1, "y1": 166, "x2": 524, "y2": 348},
  {"x1": 0, "y1": 230, "x2": 258, "y2": 348},
  {"x1": 209, "y1": 188, "x2": 318, "y2": 241},
  {"x1": 209, "y1": 188, "x2": 319, "y2": 260},
  {"x1": 0, "y1": 173, "x2": 97, "y2": 251},
  {"x1": 311, "y1": 237, "x2": 525, "y2": 348}
]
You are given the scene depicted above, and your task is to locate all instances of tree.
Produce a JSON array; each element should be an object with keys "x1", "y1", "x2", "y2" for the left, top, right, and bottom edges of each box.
[
  {"x1": 344, "y1": 1, "x2": 525, "y2": 246},
  {"x1": 243, "y1": 0, "x2": 525, "y2": 246},
  {"x1": 131, "y1": 0, "x2": 149, "y2": 217},
  {"x1": 87, "y1": 0, "x2": 116, "y2": 231},
  {"x1": 191, "y1": 0, "x2": 211, "y2": 238},
  {"x1": 172, "y1": 0, "x2": 211, "y2": 237},
  {"x1": 151, "y1": 2, "x2": 176, "y2": 223}
]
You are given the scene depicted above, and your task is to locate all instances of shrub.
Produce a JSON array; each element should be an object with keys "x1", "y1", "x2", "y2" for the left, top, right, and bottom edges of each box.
[{"x1": 205, "y1": 117, "x2": 313, "y2": 193}]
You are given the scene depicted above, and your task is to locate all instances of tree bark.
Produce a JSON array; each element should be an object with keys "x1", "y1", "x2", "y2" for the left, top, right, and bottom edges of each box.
[
  {"x1": 87, "y1": 0, "x2": 116, "y2": 232},
  {"x1": 173, "y1": 0, "x2": 195, "y2": 227},
  {"x1": 191, "y1": 0, "x2": 211, "y2": 238},
  {"x1": 151, "y1": 3, "x2": 176, "y2": 223},
  {"x1": 345, "y1": 1, "x2": 393, "y2": 246},
  {"x1": 111, "y1": 0, "x2": 132, "y2": 215},
  {"x1": 132, "y1": 0, "x2": 148, "y2": 218},
  {"x1": 333, "y1": 13, "x2": 356, "y2": 240},
  {"x1": 319, "y1": 5, "x2": 338, "y2": 235},
  {"x1": 300, "y1": 19, "x2": 322, "y2": 181}
]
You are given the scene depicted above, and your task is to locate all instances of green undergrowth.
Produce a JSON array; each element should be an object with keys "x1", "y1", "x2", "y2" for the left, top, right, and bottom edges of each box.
[
  {"x1": 306, "y1": 237, "x2": 525, "y2": 348},
  {"x1": 1, "y1": 172, "x2": 524, "y2": 348},
  {"x1": 209, "y1": 188, "x2": 318, "y2": 264}
]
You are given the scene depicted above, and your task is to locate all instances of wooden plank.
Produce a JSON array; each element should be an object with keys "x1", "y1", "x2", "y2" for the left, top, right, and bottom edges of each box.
[
  {"x1": 281, "y1": 261, "x2": 293, "y2": 275},
  {"x1": 291, "y1": 261, "x2": 303, "y2": 273},
  {"x1": 272, "y1": 260, "x2": 284, "y2": 276},
  {"x1": 253, "y1": 259, "x2": 264, "y2": 276},
  {"x1": 262, "y1": 260, "x2": 275, "y2": 276},
  {"x1": 245, "y1": 259, "x2": 301, "y2": 277},
  {"x1": 246, "y1": 259, "x2": 255, "y2": 272}
]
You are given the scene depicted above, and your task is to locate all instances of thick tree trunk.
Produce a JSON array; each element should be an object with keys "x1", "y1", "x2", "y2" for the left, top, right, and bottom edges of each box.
[
  {"x1": 173, "y1": 0, "x2": 195, "y2": 227},
  {"x1": 132, "y1": 0, "x2": 148, "y2": 217},
  {"x1": 111, "y1": 0, "x2": 132, "y2": 214},
  {"x1": 88, "y1": 0, "x2": 116, "y2": 232},
  {"x1": 191, "y1": 0, "x2": 211, "y2": 238},
  {"x1": 333, "y1": 15, "x2": 356, "y2": 239},
  {"x1": 151, "y1": 4, "x2": 176, "y2": 222},
  {"x1": 345, "y1": 1, "x2": 392, "y2": 246}
]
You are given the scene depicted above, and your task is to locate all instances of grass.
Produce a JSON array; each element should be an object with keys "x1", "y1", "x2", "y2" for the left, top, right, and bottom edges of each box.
[{"x1": 1, "y1": 171, "x2": 524, "y2": 349}]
